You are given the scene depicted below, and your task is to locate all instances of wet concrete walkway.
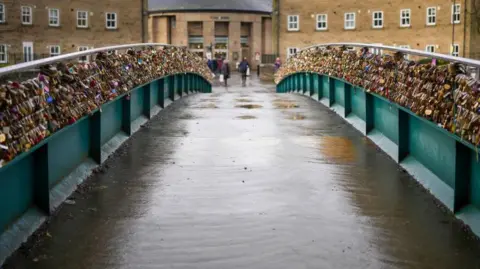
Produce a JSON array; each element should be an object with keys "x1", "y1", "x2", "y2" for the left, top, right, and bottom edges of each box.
[{"x1": 4, "y1": 74, "x2": 480, "y2": 269}]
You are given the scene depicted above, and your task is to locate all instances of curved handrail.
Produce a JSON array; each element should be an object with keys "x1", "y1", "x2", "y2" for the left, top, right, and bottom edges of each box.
[
  {"x1": 0, "y1": 43, "x2": 187, "y2": 77},
  {"x1": 298, "y1": 42, "x2": 480, "y2": 68}
]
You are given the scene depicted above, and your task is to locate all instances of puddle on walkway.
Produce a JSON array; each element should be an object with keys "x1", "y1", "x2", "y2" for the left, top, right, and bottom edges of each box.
[
  {"x1": 235, "y1": 104, "x2": 263, "y2": 109},
  {"x1": 178, "y1": 113, "x2": 200, "y2": 120},
  {"x1": 273, "y1": 100, "x2": 299, "y2": 109},
  {"x1": 192, "y1": 103, "x2": 218, "y2": 109},
  {"x1": 235, "y1": 98, "x2": 254, "y2": 103},
  {"x1": 318, "y1": 136, "x2": 357, "y2": 164},
  {"x1": 236, "y1": 115, "x2": 257, "y2": 120},
  {"x1": 285, "y1": 113, "x2": 306, "y2": 120},
  {"x1": 200, "y1": 98, "x2": 219, "y2": 102}
]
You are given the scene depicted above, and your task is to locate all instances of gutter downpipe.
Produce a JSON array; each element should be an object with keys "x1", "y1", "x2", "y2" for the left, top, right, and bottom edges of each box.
[
  {"x1": 463, "y1": 0, "x2": 467, "y2": 58},
  {"x1": 277, "y1": 0, "x2": 281, "y2": 56}
]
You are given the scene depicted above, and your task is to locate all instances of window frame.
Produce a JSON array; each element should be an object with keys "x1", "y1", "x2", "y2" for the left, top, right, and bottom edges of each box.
[
  {"x1": 316, "y1": 14, "x2": 327, "y2": 30},
  {"x1": 105, "y1": 12, "x2": 117, "y2": 29},
  {"x1": 426, "y1": 7, "x2": 436, "y2": 26},
  {"x1": 425, "y1": 45, "x2": 435, "y2": 53},
  {"x1": 400, "y1": 9, "x2": 411, "y2": 27},
  {"x1": 21, "y1": 6, "x2": 33, "y2": 25},
  {"x1": 76, "y1": 10, "x2": 88, "y2": 28},
  {"x1": 372, "y1": 11, "x2": 383, "y2": 29},
  {"x1": 397, "y1": 45, "x2": 410, "y2": 59},
  {"x1": 344, "y1": 12, "x2": 356, "y2": 30},
  {"x1": 0, "y1": 4, "x2": 5, "y2": 23},
  {"x1": 0, "y1": 44, "x2": 7, "y2": 63},
  {"x1": 287, "y1": 47, "x2": 299, "y2": 58},
  {"x1": 452, "y1": 4, "x2": 461, "y2": 24},
  {"x1": 49, "y1": 45, "x2": 61, "y2": 57},
  {"x1": 48, "y1": 8, "x2": 60, "y2": 27},
  {"x1": 78, "y1": 46, "x2": 91, "y2": 62},
  {"x1": 451, "y1": 44, "x2": 460, "y2": 57},
  {"x1": 287, "y1": 15, "x2": 299, "y2": 31},
  {"x1": 22, "y1": 41, "x2": 34, "y2": 62}
]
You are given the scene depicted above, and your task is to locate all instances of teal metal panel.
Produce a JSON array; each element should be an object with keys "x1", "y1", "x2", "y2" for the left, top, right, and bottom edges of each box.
[
  {"x1": 313, "y1": 75, "x2": 319, "y2": 94},
  {"x1": 351, "y1": 87, "x2": 366, "y2": 121},
  {"x1": 150, "y1": 80, "x2": 159, "y2": 109},
  {"x1": 334, "y1": 79, "x2": 345, "y2": 107},
  {"x1": 373, "y1": 97, "x2": 399, "y2": 144},
  {"x1": 470, "y1": 153, "x2": 480, "y2": 209},
  {"x1": 322, "y1": 76, "x2": 330, "y2": 98},
  {"x1": 0, "y1": 155, "x2": 34, "y2": 232},
  {"x1": 164, "y1": 79, "x2": 170, "y2": 100},
  {"x1": 48, "y1": 118, "x2": 90, "y2": 187},
  {"x1": 100, "y1": 99, "x2": 123, "y2": 145},
  {"x1": 409, "y1": 116, "x2": 456, "y2": 188},
  {"x1": 130, "y1": 86, "x2": 145, "y2": 121}
]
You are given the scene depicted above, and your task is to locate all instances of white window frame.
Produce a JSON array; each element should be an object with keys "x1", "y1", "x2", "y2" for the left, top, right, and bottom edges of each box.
[
  {"x1": 425, "y1": 45, "x2": 435, "y2": 53},
  {"x1": 369, "y1": 43, "x2": 383, "y2": 55},
  {"x1": 287, "y1": 15, "x2": 299, "y2": 31},
  {"x1": 23, "y1": 42, "x2": 33, "y2": 62},
  {"x1": 344, "y1": 12, "x2": 355, "y2": 30},
  {"x1": 397, "y1": 45, "x2": 410, "y2": 59},
  {"x1": 48, "y1": 8, "x2": 60, "y2": 27},
  {"x1": 105, "y1": 12, "x2": 117, "y2": 29},
  {"x1": 426, "y1": 7, "x2": 436, "y2": 26},
  {"x1": 0, "y1": 4, "x2": 5, "y2": 23},
  {"x1": 372, "y1": 11, "x2": 383, "y2": 28},
  {"x1": 451, "y1": 44, "x2": 460, "y2": 57},
  {"x1": 49, "y1": 45, "x2": 60, "y2": 57},
  {"x1": 0, "y1": 44, "x2": 7, "y2": 63},
  {"x1": 452, "y1": 4, "x2": 461, "y2": 24},
  {"x1": 400, "y1": 9, "x2": 411, "y2": 27},
  {"x1": 287, "y1": 47, "x2": 298, "y2": 58},
  {"x1": 21, "y1": 6, "x2": 32, "y2": 25},
  {"x1": 316, "y1": 14, "x2": 327, "y2": 30},
  {"x1": 77, "y1": 10, "x2": 88, "y2": 28},
  {"x1": 78, "y1": 46, "x2": 91, "y2": 62}
]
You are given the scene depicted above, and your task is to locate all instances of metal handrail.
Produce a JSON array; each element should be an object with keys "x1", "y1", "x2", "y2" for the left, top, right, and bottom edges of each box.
[
  {"x1": 298, "y1": 42, "x2": 480, "y2": 68},
  {"x1": 0, "y1": 43, "x2": 185, "y2": 77}
]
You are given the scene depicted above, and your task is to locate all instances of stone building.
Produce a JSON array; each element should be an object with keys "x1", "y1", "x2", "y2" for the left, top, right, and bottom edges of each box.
[
  {"x1": 0, "y1": 0, "x2": 146, "y2": 65},
  {"x1": 147, "y1": 0, "x2": 273, "y2": 68},
  {"x1": 272, "y1": 0, "x2": 480, "y2": 61}
]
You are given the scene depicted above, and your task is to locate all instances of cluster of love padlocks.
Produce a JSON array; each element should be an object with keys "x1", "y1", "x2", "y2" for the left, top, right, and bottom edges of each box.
[
  {"x1": 0, "y1": 46, "x2": 213, "y2": 166},
  {"x1": 275, "y1": 46, "x2": 480, "y2": 146}
]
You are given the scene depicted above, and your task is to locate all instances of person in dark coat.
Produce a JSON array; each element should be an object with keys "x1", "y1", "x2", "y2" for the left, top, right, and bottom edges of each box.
[
  {"x1": 221, "y1": 60, "x2": 231, "y2": 87},
  {"x1": 238, "y1": 57, "x2": 250, "y2": 86}
]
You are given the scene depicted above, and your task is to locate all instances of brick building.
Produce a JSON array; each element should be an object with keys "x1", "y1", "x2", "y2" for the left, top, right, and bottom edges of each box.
[
  {"x1": 0, "y1": 0, "x2": 146, "y2": 65},
  {"x1": 147, "y1": 0, "x2": 273, "y2": 68},
  {"x1": 272, "y1": 0, "x2": 480, "y2": 61}
]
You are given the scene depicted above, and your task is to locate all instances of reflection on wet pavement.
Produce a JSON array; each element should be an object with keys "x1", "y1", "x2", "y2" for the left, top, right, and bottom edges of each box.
[{"x1": 4, "y1": 74, "x2": 480, "y2": 269}]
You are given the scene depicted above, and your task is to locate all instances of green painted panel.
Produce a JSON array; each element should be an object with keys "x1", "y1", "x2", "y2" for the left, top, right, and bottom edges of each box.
[
  {"x1": 470, "y1": 153, "x2": 480, "y2": 208},
  {"x1": 130, "y1": 86, "x2": 145, "y2": 121},
  {"x1": 373, "y1": 97, "x2": 399, "y2": 144},
  {"x1": 48, "y1": 119, "x2": 90, "y2": 187},
  {"x1": 409, "y1": 116, "x2": 456, "y2": 188},
  {"x1": 322, "y1": 76, "x2": 330, "y2": 98},
  {"x1": 151, "y1": 80, "x2": 159, "y2": 108},
  {"x1": 100, "y1": 99, "x2": 123, "y2": 145},
  {"x1": 0, "y1": 155, "x2": 34, "y2": 232},
  {"x1": 351, "y1": 87, "x2": 366, "y2": 121},
  {"x1": 334, "y1": 79, "x2": 345, "y2": 106},
  {"x1": 313, "y1": 75, "x2": 319, "y2": 94}
]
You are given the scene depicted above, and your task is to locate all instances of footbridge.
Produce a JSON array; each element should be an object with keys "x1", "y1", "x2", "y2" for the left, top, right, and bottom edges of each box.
[{"x1": 1, "y1": 43, "x2": 480, "y2": 268}]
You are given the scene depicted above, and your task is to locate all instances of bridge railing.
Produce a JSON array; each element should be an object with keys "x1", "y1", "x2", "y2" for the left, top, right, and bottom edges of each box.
[
  {"x1": 275, "y1": 43, "x2": 480, "y2": 238},
  {"x1": 0, "y1": 43, "x2": 213, "y2": 264}
]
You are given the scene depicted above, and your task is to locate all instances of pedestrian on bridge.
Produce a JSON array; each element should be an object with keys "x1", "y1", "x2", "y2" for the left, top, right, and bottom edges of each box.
[
  {"x1": 239, "y1": 57, "x2": 250, "y2": 86},
  {"x1": 221, "y1": 60, "x2": 231, "y2": 87}
]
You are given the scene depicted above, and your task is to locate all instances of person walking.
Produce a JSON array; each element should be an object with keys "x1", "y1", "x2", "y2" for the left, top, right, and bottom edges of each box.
[
  {"x1": 238, "y1": 57, "x2": 250, "y2": 86},
  {"x1": 221, "y1": 60, "x2": 231, "y2": 87},
  {"x1": 274, "y1": 57, "x2": 282, "y2": 72}
]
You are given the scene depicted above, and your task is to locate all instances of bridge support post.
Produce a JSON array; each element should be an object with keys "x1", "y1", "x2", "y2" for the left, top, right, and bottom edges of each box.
[
  {"x1": 398, "y1": 110, "x2": 410, "y2": 162},
  {"x1": 183, "y1": 74, "x2": 189, "y2": 95},
  {"x1": 309, "y1": 73, "x2": 315, "y2": 96},
  {"x1": 144, "y1": 84, "x2": 152, "y2": 119},
  {"x1": 159, "y1": 79, "x2": 165, "y2": 108},
  {"x1": 317, "y1": 75, "x2": 323, "y2": 100},
  {"x1": 454, "y1": 142, "x2": 471, "y2": 212},
  {"x1": 168, "y1": 76, "x2": 175, "y2": 100},
  {"x1": 33, "y1": 144, "x2": 51, "y2": 215},
  {"x1": 122, "y1": 95, "x2": 132, "y2": 136},
  {"x1": 89, "y1": 110, "x2": 102, "y2": 164},
  {"x1": 328, "y1": 77, "x2": 335, "y2": 107},
  {"x1": 303, "y1": 74, "x2": 308, "y2": 95},
  {"x1": 344, "y1": 83, "x2": 352, "y2": 117},
  {"x1": 365, "y1": 93, "x2": 374, "y2": 134}
]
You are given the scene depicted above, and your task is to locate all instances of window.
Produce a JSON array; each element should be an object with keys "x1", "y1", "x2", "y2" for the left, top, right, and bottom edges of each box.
[
  {"x1": 397, "y1": 45, "x2": 410, "y2": 59},
  {"x1": 23, "y1": 42, "x2": 33, "y2": 62},
  {"x1": 372, "y1": 11, "x2": 383, "y2": 28},
  {"x1": 78, "y1": 46, "x2": 90, "y2": 62},
  {"x1": 452, "y1": 4, "x2": 461, "y2": 24},
  {"x1": 0, "y1": 4, "x2": 5, "y2": 23},
  {"x1": 287, "y1": 47, "x2": 298, "y2": 58},
  {"x1": 344, "y1": 13, "x2": 355, "y2": 29},
  {"x1": 48, "y1": 8, "x2": 59, "y2": 26},
  {"x1": 77, "y1": 10, "x2": 88, "y2": 28},
  {"x1": 214, "y1": 36, "x2": 228, "y2": 60},
  {"x1": 451, "y1": 44, "x2": 459, "y2": 57},
  {"x1": 316, "y1": 14, "x2": 327, "y2": 30},
  {"x1": 49, "y1": 45, "x2": 60, "y2": 57},
  {"x1": 400, "y1": 9, "x2": 411, "y2": 27},
  {"x1": 0, "y1": 44, "x2": 7, "y2": 63},
  {"x1": 369, "y1": 43, "x2": 383, "y2": 55},
  {"x1": 21, "y1": 6, "x2": 32, "y2": 25},
  {"x1": 287, "y1": 15, "x2": 299, "y2": 31},
  {"x1": 426, "y1": 45, "x2": 435, "y2": 53},
  {"x1": 106, "y1": 12, "x2": 117, "y2": 29},
  {"x1": 426, "y1": 7, "x2": 436, "y2": 26},
  {"x1": 189, "y1": 36, "x2": 204, "y2": 57}
]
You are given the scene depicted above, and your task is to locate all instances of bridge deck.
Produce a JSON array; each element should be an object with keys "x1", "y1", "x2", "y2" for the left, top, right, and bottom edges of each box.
[{"x1": 4, "y1": 74, "x2": 480, "y2": 269}]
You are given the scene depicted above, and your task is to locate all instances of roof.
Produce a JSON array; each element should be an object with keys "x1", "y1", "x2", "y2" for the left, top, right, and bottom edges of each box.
[{"x1": 148, "y1": 0, "x2": 272, "y2": 14}]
